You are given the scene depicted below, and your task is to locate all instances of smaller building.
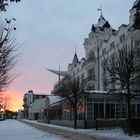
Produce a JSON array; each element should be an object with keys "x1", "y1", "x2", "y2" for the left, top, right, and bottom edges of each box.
[
  {"x1": 39, "y1": 91, "x2": 140, "y2": 128},
  {"x1": 38, "y1": 95, "x2": 61, "y2": 122},
  {"x1": 23, "y1": 90, "x2": 48, "y2": 119},
  {"x1": 28, "y1": 98, "x2": 47, "y2": 120}
]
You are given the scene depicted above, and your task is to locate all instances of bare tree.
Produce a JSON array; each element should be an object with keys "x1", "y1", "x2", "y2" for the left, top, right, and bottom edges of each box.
[
  {"x1": 0, "y1": 19, "x2": 18, "y2": 94},
  {"x1": 102, "y1": 42, "x2": 140, "y2": 135},
  {"x1": 0, "y1": 93, "x2": 11, "y2": 111},
  {"x1": 0, "y1": 0, "x2": 21, "y2": 11},
  {"x1": 0, "y1": 19, "x2": 18, "y2": 110},
  {"x1": 56, "y1": 76, "x2": 82, "y2": 129}
]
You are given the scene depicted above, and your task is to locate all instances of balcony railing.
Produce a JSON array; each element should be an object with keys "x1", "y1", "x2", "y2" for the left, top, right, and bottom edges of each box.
[{"x1": 83, "y1": 57, "x2": 95, "y2": 66}]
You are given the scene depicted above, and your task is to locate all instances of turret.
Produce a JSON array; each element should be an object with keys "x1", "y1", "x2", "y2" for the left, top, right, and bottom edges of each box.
[
  {"x1": 72, "y1": 52, "x2": 79, "y2": 67},
  {"x1": 129, "y1": 0, "x2": 140, "y2": 29}
]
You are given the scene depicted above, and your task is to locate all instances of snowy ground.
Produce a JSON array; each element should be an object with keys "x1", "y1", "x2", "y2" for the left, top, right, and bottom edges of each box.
[
  {"x1": 0, "y1": 119, "x2": 67, "y2": 140},
  {"x1": 23, "y1": 119, "x2": 140, "y2": 140}
]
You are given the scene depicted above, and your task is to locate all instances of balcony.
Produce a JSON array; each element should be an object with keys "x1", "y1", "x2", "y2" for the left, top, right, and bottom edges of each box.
[
  {"x1": 83, "y1": 77, "x2": 95, "y2": 90},
  {"x1": 83, "y1": 57, "x2": 95, "y2": 67}
]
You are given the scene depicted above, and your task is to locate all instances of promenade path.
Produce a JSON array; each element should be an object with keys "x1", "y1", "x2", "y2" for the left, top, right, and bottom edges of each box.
[{"x1": 21, "y1": 119, "x2": 121, "y2": 140}]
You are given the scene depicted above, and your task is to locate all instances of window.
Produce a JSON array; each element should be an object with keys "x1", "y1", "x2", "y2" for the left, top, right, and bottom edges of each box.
[
  {"x1": 81, "y1": 74, "x2": 84, "y2": 80},
  {"x1": 94, "y1": 103, "x2": 104, "y2": 119},
  {"x1": 119, "y1": 34, "x2": 125, "y2": 42},
  {"x1": 87, "y1": 103, "x2": 93, "y2": 120},
  {"x1": 87, "y1": 68, "x2": 95, "y2": 80},
  {"x1": 135, "y1": 40, "x2": 140, "y2": 46},
  {"x1": 131, "y1": 104, "x2": 136, "y2": 118},
  {"x1": 137, "y1": 104, "x2": 140, "y2": 117},
  {"x1": 136, "y1": 47, "x2": 140, "y2": 58},
  {"x1": 106, "y1": 103, "x2": 115, "y2": 118},
  {"x1": 102, "y1": 48, "x2": 106, "y2": 56},
  {"x1": 110, "y1": 42, "x2": 115, "y2": 49},
  {"x1": 77, "y1": 68, "x2": 79, "y2": 73},
  {"x1": 73, "y1": 71, "x2": 75, "y2": 77}
]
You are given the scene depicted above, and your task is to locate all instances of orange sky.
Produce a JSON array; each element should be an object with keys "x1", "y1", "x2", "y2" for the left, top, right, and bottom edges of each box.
[
  {"x1": 5, "y1": 74, "x2": 55, "y2": 111},
  {"x1": 6, "y1": 89, "x2": 23, "y2": 111}
]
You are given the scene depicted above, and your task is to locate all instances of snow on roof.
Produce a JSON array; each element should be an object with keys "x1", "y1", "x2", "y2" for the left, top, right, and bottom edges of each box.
[
  {"x1": 34, "y1": 93, "x2": 47, "y2": 96},
  {"x1": 29, "y1": 98, "x2": 46, "y2": 113},
  {"x1": 84, "y1": 90, "x2": 108, "y2": 94},
  {"x1": 47, "y1": 95, "x2": 61, "y2": 104}
]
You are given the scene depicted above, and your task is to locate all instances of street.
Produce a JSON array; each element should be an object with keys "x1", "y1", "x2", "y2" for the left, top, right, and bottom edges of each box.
[
  {"x1": 0, "y1": 119, "x2": 67, "y2": 140},
  {"x1": 0, "y1": 119, "x2": 116, "y2": 140},
  {"x1": 0, "y1": 119, "x2": 139, "y2": 140}
]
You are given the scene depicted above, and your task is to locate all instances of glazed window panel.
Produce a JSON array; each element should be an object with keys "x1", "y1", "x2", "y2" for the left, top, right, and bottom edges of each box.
[
  {"x1": 87, "y1": 69, "x2": 95, "y2": 81},
  {"x1": 137, "y1": 104, "x2": 140, "y2": 117},
  {"x1": 106, "y1": 103, "x2": 115, "y2": 118},
  {"x1": 87, "y1": 98, "x2": 93, "y2": 102},
  {"x1": 131, "y1": 104, "x2": 136, "y2": 118},
  {"x1": 94, "y1": 103, "x2": 104, "y2": 119}
]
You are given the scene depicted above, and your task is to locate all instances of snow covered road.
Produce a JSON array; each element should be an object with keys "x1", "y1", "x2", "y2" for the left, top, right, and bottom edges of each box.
[{"x1": 0, "y1": 119, "x2": 66, "y2": 140}]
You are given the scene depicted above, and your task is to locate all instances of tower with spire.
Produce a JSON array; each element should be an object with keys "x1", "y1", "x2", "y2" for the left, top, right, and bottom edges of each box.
[
  {"x1": 72, "y1": 52, "x2": 79, "y2": 67},
  {"x1": 83, "y1": 12, "x2": 115, "y2": 90},
  {"x1": 47, "y1": 0, "x2": 140, "y2": 92}
]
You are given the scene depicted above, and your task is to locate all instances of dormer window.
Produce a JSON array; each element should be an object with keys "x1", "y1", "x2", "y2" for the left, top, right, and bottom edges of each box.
[
  {"x1": 119, "y1": 34, "x2": 125, "y2": 42},
  {"x1": 135, "y1": 40, "x2": 140, "y2": 46}
]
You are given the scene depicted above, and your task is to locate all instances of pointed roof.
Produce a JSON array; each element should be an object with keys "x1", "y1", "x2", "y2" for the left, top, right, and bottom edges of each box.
[
  {"x1": 132, "y1": 0, "x2": 140, "y2": 8},
  {"x1": 96, "y1": 14, "x2": 111, "y2": 28},
  {"x1": 47, "y1": 68, "x2": 68, "y2": 77},
  {"x1": 72, "y1": 53, "x2": 79, "y2": 66},
  {"x1": 97, "y1": 14, "x2": 106, "y2": 26}
]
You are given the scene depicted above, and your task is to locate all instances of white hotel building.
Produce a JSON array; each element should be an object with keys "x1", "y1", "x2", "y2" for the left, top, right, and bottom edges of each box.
[{"x1": 43, "y1": 0, "x2": 140, "y2": 128}]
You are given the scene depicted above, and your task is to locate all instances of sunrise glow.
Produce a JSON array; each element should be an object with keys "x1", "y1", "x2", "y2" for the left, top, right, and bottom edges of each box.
[{"x1": 6, "y1": 89, "x2": 23, "y2": 111}]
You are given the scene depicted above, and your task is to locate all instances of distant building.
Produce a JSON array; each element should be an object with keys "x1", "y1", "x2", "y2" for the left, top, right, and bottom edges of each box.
[
  {"x1": 0, "y1": 111, "x2": 6, "y2": 121},
  {"x1": 18, "y1": 109, "x2": 24, "y2": 119},
  {"x1": 23, "y1": 90, "x2": 47, "y2": 119},
  {"x1": 28, "y1": 98, "x2": 46, "y2": 120}
]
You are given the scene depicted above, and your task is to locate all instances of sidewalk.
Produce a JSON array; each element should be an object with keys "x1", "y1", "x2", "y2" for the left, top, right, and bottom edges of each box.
[{"x1": 20, "y1": 119, "x2": 140, "y2": 140}]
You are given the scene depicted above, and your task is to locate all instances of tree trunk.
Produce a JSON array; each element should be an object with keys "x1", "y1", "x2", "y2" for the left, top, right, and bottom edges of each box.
[
  {"x1": 127, "y1": 87, "x2": 132, "y2": 136},
  {"x1": 74, "y1": 95, "x2": 77, "y2": 129},
  {"x1": 74, "y1": 104, "x2": 77, "y2": 129}
]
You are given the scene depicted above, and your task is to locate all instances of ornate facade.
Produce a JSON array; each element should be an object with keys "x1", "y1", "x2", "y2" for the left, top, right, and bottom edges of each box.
[
  {"x1": 44, "y1": 0, "x2": 140, "y2": 128},
  {"x1": 51, "y1": 0, "x2": 140, "y2": 92}
]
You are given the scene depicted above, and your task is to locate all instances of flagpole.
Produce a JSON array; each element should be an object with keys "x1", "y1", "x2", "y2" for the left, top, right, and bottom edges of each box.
[{"x1": 97, "y1": 5, "x2": 102, "y2": 15}]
